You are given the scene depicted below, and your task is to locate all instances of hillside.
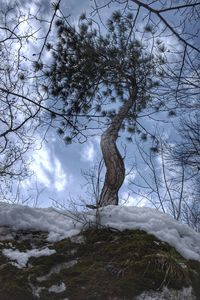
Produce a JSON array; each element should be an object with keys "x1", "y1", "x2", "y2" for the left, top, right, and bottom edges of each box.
[{"x1": 0, "y1": 203, "x2": 200, "y2": 299}]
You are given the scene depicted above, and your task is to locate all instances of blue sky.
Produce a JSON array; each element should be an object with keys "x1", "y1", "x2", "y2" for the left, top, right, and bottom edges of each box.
[
  {"x1": 15, "y1": 0, "x2": 115, "y2": 207},
  {"x1": 0, "y1": 0, "x2": 195, "y2": 208},
  {"x1": 0, "y1": 0, "x2": 100, "y2": 207}
]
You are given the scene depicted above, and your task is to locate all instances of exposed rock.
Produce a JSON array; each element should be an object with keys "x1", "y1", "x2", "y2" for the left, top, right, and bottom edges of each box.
[{"x1": 0, "y1": 227, "x2": 199, "y2": 299}]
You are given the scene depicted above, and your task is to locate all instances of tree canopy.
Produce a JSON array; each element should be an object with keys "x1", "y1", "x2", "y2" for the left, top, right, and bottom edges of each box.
[
  {"x1": 42, "y1": 11, "x2": 167, "y2": 205},
  {"x1": 0, "y1": 1, "x2": 199, "y2": 221}
]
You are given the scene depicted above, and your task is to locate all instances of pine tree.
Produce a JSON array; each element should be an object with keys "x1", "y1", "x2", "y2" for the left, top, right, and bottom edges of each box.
[{"x1": 46, "y1": 11, "x2": 164, "y2": 206}]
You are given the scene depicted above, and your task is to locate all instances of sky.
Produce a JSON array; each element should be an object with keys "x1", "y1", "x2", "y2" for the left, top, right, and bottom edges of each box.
[
  {"x1": 0, "y1": 0, "x2": 197, "y2": 209},
  {"x1": 0, "y1": 0, "x2": 105, "y2": 207},
  {"x1": 1, "y1": 0, "x2": 115, "y2": 207}
]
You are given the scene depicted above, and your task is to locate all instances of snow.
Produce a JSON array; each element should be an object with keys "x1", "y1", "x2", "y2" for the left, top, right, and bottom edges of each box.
[
  {"x1": 0, "y1": 202, "x2": 200, "y2": 262},
  {"x1": 29, "y1": 283, "x2": 45, "y2": 299},
  {"x1": 136, "y1": 286, "x2": 195, "y2": 300},
  {"x1": 99, "y1": 205, "x2": 200, "y2": 261},
  {"x1": 37, "y1": 260, "x2": 78, "y2": 282},
  {"x1": 3, "y1": 247, "x2": 56, "y2": 268},
  {"x1": 48, "y1": 282, "x2": 66, "y2": 293},
  {"x1": 0, "y1": 202, "x2": 82, "y2": 242}
]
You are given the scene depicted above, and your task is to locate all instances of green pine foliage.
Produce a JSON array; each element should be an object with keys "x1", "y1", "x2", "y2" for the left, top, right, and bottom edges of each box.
[{"x1": 45, "y1": 11, "x2": 165, "y2": 141}]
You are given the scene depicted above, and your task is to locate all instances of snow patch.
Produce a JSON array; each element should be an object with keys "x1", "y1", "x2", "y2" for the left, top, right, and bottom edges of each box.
[
  {"x1": 0, "y1": 202, "x2": 200, "y2": 261},
  {"x1": 136, "y1": 286, "x2": 195, "y2": 300},
  {"x1": 99, "y1": 205, "x2": 200, "y2": 261},
  {"x1": 37, "y1": 259, "x2": 78, "y2": 282},
  {"x1": 0, "y1": 226, "x2": 15, "y2": 241},
  {"x1": 0, "y1": 202, "x2": 82, "y2": 242},
  {"x1": 3, "y1": 247, "x2": 56, "y2": 268},
  {"x1": 48, "y1": 282, "x2": 66, "y2": 293},
  {"x1": 70, "y1": 234, "x2": 84, "y2": 244},
  {"x1": 29, "y1": 282, "x2": 45, "y2": 299}
]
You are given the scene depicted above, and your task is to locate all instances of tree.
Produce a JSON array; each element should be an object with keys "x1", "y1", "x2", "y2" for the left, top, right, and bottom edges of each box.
[
  {"x1": 44, "y1": 11, "x2": 165, "y2": 206},
  {"x1": 171, "y1": 112, "x2": 200, "y2": 173},
  {"x1": 128, "y1": 138, "x2": 186, "y2": 219},
  {"x1": 93, "y1": 1, "x2": 200, "y2": 111},
  {"x1": 89, "y1": 0, "x2": 200, "y2": 221},
  {"x1": 127, "y1": 128, "x2": 200, "y2": 231},
  {"x1": 81, "y1": 158, "x2": 104, "y2": 207},
  {"x1": 181, "y1": 175, "x2": 200, "y2": 232},
  {"x1": 0, "y1": 2, "x2": 61, "y2": 201},
  {"x1": 169, "y1": 111, "x2": 200, "y2": 230},
  {"x1": 0, "y1": 3, "x2": 37, "y2": 200},
  {"x1": 1, "y1": 1, "x2": 199, "y2": 214}
]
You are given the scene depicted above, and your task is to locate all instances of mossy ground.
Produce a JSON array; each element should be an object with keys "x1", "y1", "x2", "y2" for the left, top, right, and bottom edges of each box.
[{"x1": 0, "y1": 227, "x2": 199, "y2": 299}]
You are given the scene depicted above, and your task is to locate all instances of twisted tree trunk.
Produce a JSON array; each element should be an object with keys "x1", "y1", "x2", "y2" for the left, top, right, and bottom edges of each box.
[{"x1": 99, "y1": 84, "x2": 137, "y2": 206}]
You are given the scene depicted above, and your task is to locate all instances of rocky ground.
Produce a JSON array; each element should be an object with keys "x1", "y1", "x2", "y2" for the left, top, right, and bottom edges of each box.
[{"x1": 0, "y1": 226, "x2": 199, "y2": 300}]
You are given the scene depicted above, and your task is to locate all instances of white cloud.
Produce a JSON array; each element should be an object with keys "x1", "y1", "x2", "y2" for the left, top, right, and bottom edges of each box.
[
  {"x1": 30, "y1": 145, "x2": 53, "y2": 187},
  {"x1": 124, "y1": 168, "x2": 136, "y2": 186},
  {"x1": 23, "y1": 143, "x2": 71, "y2": 192},
  {"x1": 54, "y1": 158, "x2": 68, "y2": 192},
  {"x1": 122, "y1": 192, "x2": 148, "y2": 207},
  {"x1": 81, "y1": 142, "x2": 95, "y2": 162},
  {"x1": 94, "y1": 135, "x2": 101, "y2": 145}
]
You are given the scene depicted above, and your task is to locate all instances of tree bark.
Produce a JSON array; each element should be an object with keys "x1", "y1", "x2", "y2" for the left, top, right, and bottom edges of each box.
[{"x1": 99, "y1": 83, "x2": 137, "y2": 206}]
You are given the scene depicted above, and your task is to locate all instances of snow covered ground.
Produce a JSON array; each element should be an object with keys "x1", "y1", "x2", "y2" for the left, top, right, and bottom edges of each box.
[
  {"x1": 135, "y1": 287, "x2": 195, "y2": 300},
  {"x1": 0, "y1": 202, "x2": 200, "y2": 262},
  {"x1": 2, "y1": 247, "x2": 56, "y2": 268}
]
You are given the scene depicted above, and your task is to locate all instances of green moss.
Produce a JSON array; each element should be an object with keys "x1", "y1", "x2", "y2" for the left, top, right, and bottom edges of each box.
[
  {"x1": 0, "y1": 264, "x2": 33, "y2": 300},
  {"x1": 0, "y1": 228, "x2": 199, "y2": 300}
]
